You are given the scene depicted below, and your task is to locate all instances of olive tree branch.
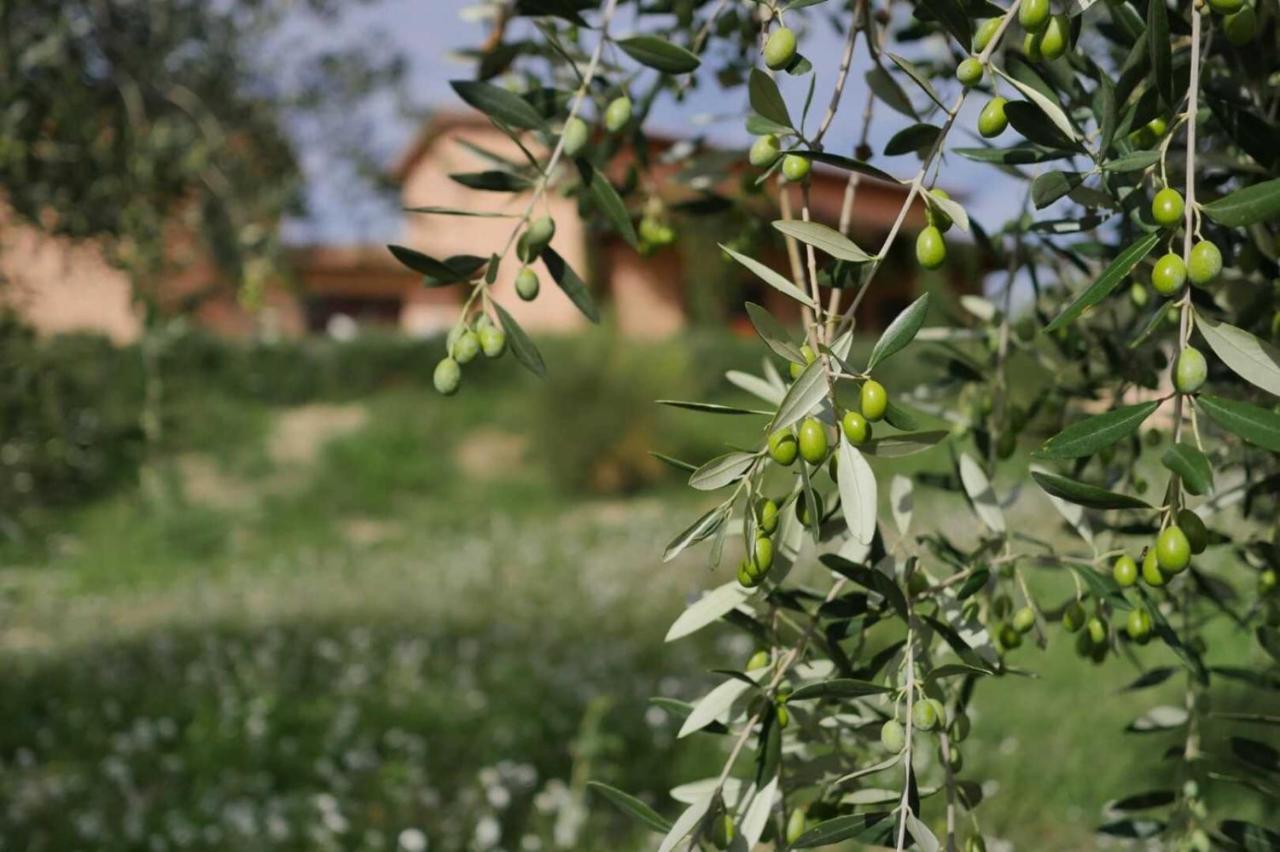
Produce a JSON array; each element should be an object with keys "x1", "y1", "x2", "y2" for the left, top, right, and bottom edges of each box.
[{"x1": 895, "y1": 623, "x2": 917, "y2": 851}]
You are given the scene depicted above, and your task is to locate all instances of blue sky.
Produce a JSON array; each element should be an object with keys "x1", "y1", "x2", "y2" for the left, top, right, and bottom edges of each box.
[{"x1": 288, "y1": 0, "x2": 1026, "y2": 245}]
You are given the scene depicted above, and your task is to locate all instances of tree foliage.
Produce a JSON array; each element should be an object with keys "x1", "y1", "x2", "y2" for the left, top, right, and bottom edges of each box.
[{"x1": 410, "y1": 0, "x2": 1280, "y2": 847}]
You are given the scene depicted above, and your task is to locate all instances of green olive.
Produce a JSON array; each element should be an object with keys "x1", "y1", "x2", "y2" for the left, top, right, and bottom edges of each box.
[
  {"x1": 561, "y1": 116, "x2": 590, "y2": 157},
  {"x1": 781, "y1": 153, "x2": 812, "y2": 183},
  {"x1": 452, "y1": 330, "x2": 480, "y2": 364},
  {"x1": 926, "y1": 188, "x2": 954, "y2": 232},
  {"x1": 1087, "y1": 616, "x2": 1108, "y2": 646},
  {"x1": 711, "y1": 813, "x2": 735, "y2": 850},
  {"x1": 1174, "y1": 346, "x2": 1207, "y2": 394},
  {"x1": 1151, "y1": 188, "x2": 1185, "y2": 227},
  {"x1": 758, "y1": 498, "x2": 780, "y2": 535},
  {"x1": 796, "y1": 492, "x2": 824, "y2": 524},
  {"x1": 478, "y1": 325, "x2": 507, "y2": 358},
  {"x1": 907, "y1": 570, "x2": 930, "y2": 597},
  {"x1": 604, "y1": 96, "x2": 632, "y2": 132},
  {"x1": 1142, "y1": 548, "x2": 1167, "y2": 587},
  {"x1": 1208, "y1": 0, "x2": 1244, "y2": 13},
  {"x1": 1151, "y1": 253, "x2": 1187, "y2": 296},
  {"x1": 1130, "y1": 281, "x2": 1150, "y2": 307},
  {"x1": 1224, "y1": 5, "x2": 1258, "y2": 43},
  {"x1": 978, "y1": 97, "x2": 1009, "y2": 138},
  {"x1": 1260, "y1": 568, "x2": 1277, "y2": 594},
  {"x1": 1012, "y1": 606, "x2": 1036, "y2": 634},
  {"x1": 999, "y1": 622, "x2": 1022, "y2": 649},
  {"x1": 749, "y1": 134, "x2": 781, "y2": 168},
  {"x1": 1019, "y1": 0, "x2": 1051, "y2": 31},
  {"x1": 1022, "y1": 31, "x2": 1043, "y2": 62},
  {"x1": 738, "y1": 557, "x2": 761, "y2": 588},
  {"x1": 1187, "y1": 240, "x2": 1223, "y2": 285},
  {"x1": 763, "y1": 26, "x2": 798, "y2": 70},
  {"x1": 1126, "y1": 607, "x2": 1152, "y2": 643},
  {"x1": 992, "y1": 593, "x2": 1013, "y2": 619},
  {"x1": 956, "y1": 57, "x2": 984, "y2": 87},
  {"x1": 842, "y1": 410, "x2": 871, "y2": 445},
  {"x1": 526, "y1": 215, "x2": 556, "y2": 247},
  {"x1": 790, "y1": 343, "x2": 818, "y2": 379},
  {"x1": 776, "y1": 704, "x2": 790, "y2": 728},
  {"x1": 768, "y1": 429, "x2": 799, "y2": 466},
  {"x1": 966, "y1": 836, "x2": 988, "y2": 852},
  {"x1": 786, "y1": 808, "x2": 808, "y2": 844},
  {"x1": 1062, "y1": 601, "x2": 1086, "y2": 632},
  {"x1": 753, "y1": 535, "x2": 775, "y2": 573},
  {"x1": 973, "y1": 18, "x2": 1001, "y2": 51},
  {"x1": 798, "y1": 417, "x2": 829, "y2": 464},
  {"x1": 912, "y1": 698, "x2": 943, "y2": 731},
  {"x1": 433, "y1": 357, "x2": 461, "y2": 395},
  {"x1": 881, "y1": 718, "x2": 907, "y2": 751},
  {"x1": 1039, "y1": 14, "x2": 1069, "y2": 59},
  {"x1": 515, "y1": 266, "x2": 540, "y2": 301},
  {"x1": 746, "y1": 649, "x2": 770, "y2": 671},
  {"x1": 861, "y1": 379, "x2": 889, "y2": 421},
  {"x1": 1113, "y1": 554, "x2": 1139, "y2": 587},
  {"x1": 1177, "y1": 508, "x2": 1209, "y2": 554},
  {"x1": 1156, "y1": 525, "x2": 1192, "y2": 574},
  {"x1": 1147, "y1": 117, "x2": 1169, "y2": 137},
  {"x1": 916, "y1": 225, "x2": 947, "y2": 270}
]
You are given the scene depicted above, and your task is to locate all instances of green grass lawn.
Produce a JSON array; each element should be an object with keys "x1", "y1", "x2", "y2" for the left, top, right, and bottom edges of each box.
[{"x1": 1, "y1": 335, "x2": 1274, "y2": 850}]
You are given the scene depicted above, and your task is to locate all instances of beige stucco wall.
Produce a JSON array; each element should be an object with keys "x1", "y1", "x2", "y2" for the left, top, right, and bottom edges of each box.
[
  {"x1": 0, "y1": 209, "x2": 140, "y2": 343},
  {"x1": 399, "y1": 124, "x2": 591, "y2": 335},
  {"x1": 610, "y1": 246, "x2": 685, "y2": 338}
]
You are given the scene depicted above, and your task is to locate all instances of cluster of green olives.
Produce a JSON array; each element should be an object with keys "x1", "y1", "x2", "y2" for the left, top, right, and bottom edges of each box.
[
  {"x1": 879, "y1": 696, "x2": 969, "y2": 769},
  {"x1": 1018, "y1": 0, "x2": 1070, "y2": 61},
  {"x1": 995, "y1": 599, "x2": 1038, "y2": 650},
  {"x1": 745, "y1": 26, "x2": 814, "y2": 182},
  {"x1": 916, "y1": 188, "x2": 953, "y2": 270},
  {"x1": 766, "y1": 379, "x2": 888, "y2": 471},
  {"x1": 1205, "y1": 0, "x2": 1259, "y2": 44},
  {"x1": 560, "y1": 95, "x2": 632, "y2": 159},
  {"x1": 966, "y1": 17, "x2": 1008, "y2": 140},
  {"x1": 737, "y1": 497, "x2": 781, "y2": 588},
  {"x1": 432, "y1": 314, "x2": 507, "y2": 395},
  {"x1": 1114, "y1": 510, "x2": 1207, "y2": 588},
  {"x1": 514, "y1": 215, "x2": 558, "y2": 301}
]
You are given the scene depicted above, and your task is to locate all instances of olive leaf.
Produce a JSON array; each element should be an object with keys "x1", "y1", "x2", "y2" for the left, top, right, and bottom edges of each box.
[
  {"x1": 788, "y1": 678, "x2": 891, "y2": 700},
  {"x1": 722, "y1": 244, "x2": 818, "y2": 309},
  {"x1": 1197, "y1": 395, "x2": 1280, "y2": 452},
  {"x1": 450, "y1": 80, "x2": 546, "y2": 130},
  {"x1": 771, "y1": 220, "x2": 873, "y2": 263},
  {"x1": 663, "y1": 506, "x2": 728, "y2": 562},
  {"x1": 748, "y1": 68, "x2": 793, "y2": 130},
  {"x1": 1031, "y1": 470, "x2": 1152, "y2": 510},
  {"x1": 688, "y1": 451, "x2": 757, "y2": 491},
  {"x1": 958, "y1": 453, "x2": 1005, "y2": 533},
  {"x1": 886, "y1": 53, "x2": 947, "y2": 111},
  {"x1": 1044, "y1": 231, "x2": 1161, "y2": 332},
  {"x1": 792, "y1": 150, "x2": 896, "y2": 182},
  {"x1": 1146, "y1": 0, "x2": 1171, "y2": 107},
  {"x1": 868, "y1": 293, "x2": 931, "y2": 370},
  {"x1": 1200, "y1": 178, "x2": 1280, "y2": 227},
  {"x1": 890, "y1": 474, "x2": 913, "y2": 537},
  {"x1": 837, "y1": 439, "x2": 878, "y2": 545},
  {"x1": 678, "y1": 677, "x2": 753, "y2": 737},
  {"x1": 386, "y1": 245, "x2": 487, "y2": 284},
  {"x1": 492, "y1": 301, "x2": 546, "y2": 377},
  {"x1": 1196, "y1": 312, "x2": 1280, "y2": 396},
  {"x1": 865, "y1": 65, "x2": 917, "y2": 120},
  {"x1": 657, "y1": 796, "x2": 713, "y2": 852},
  {"x1": 665, "y1": 580, "x2": 754, "y2": 640},
  {"x1": 1034, "y1": 399, "x2": 1161, "y2": 459},
  {"x1": 587, "y1": 782, "x2": 673, "y2": 833},
  {"x1": 771, "y1": 359, "x2": 829, "y2": 432},
  {"x1": 542, "y1": 248, "x2": 600, "y2": 323},
  {"x1": 791, "y1": 813, "x2": 895, "y2": 848},
  {"x1": 885, "y1": 123, "x2": 941, "y2": 157},
  {"x1": 578, "y1": 160, "x2": 639, "y2": 248},
  {"x1": 1161, "y1": 441, "x2": 1214, "y2": 496},
  {"x1": 1031, "y1": 171, "x2": 1087, "y2": 209},
  {"x1": 745, "y1": 302, "x2": 804, "y2": 362},
  {"x1": 616, "y1": 35, "x2": 700, "y2": 74},
  {"x1": 996, "y1": 68, "x2": 1081, "y2": 143}
]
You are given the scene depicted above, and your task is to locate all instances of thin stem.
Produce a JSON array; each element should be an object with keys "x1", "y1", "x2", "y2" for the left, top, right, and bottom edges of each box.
[{"x1": 895, "y1": 626, "x2": 916, "y2": 851}]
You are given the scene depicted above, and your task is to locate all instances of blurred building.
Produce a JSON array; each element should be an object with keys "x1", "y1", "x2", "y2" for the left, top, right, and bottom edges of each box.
[{"x1": 1, "y1": 113, "x2": 972, "y2": 342}]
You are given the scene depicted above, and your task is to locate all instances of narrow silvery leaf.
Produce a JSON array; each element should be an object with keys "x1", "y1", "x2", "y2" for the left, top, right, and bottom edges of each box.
[
  {"x1": 996, "y1": 68, "x2": 1080, "y2": 142},
  {"x1": 679, "y1": 678, "x2": 753, "y2": 738},
  {"x1": 722, "y1": 245, "x2": 818, "y2": 308},
  {"x1": 671, "y1": 777, "x2": 742, "y2": 805},
  {"x1": 868, "y1": 293, "x2": 930, "y2": 370},
  {"x1": 838, "y1": 440, "x2": 878, "y2": 545},
  {"x1": 1196, "y1": 395, "x2": 1280, "y2": 452},
  {"x1": 666, "y1": 581, "x2": 755, "y2": 641},
  {"x1": 906, "y1": 812, "x2": 940, "y2": 852},
  {"x1": 771, "y1": 359, "x2": 828, "y2": 433},
  {"x1": 772, "y1": 220, "x2": 873, "y2": 262},
  {"x1": 924, "y1": 190, "x2": 969, "y2": 232},
  {"x1": 617, "y1": 35, "x2": 700, "y2": 73},
  {"x1": 1033, "y1": 467, "x2": 1094, "y2": 543},
  {"x1": 689, "y1": 451, "x2": 757, "y2": 491},
  {"x1": 587, "y1": 782, "x2": 673, "y2": 833},
  {"x1": 959, "y1": 453, "x2": 1005, "y2": 533},
  {"x1": 740, "y1": 774, "x2": 778, "y2": 848},
  {"x1": 726, "y1": 370, "x2": 784, "y2": 404},
  {"x1": 1031, "y1": 471, "x2": 1151, "y2": 510},
  {"x1": 959, "y1": 294, "x2": 996, "y2": 320},
  {"x1": 1200, "y1": 178, "x2": 1280, "y2": 227},
  {"x1": 657, "y1": 796, "x2": 713, "y2": 852},
  {"x1": 1034, "y1": 400, "x2": 1161, "y2": 459},
  {"x1": 1197, "y1": 313, "x2": 1280, "y2": 397},
  {"x1": 890, "y1": 474, "x2": 913, "y2": 537},
  {"x1": 664, "y1": 506, "x2": 728, "y2": 562}
]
